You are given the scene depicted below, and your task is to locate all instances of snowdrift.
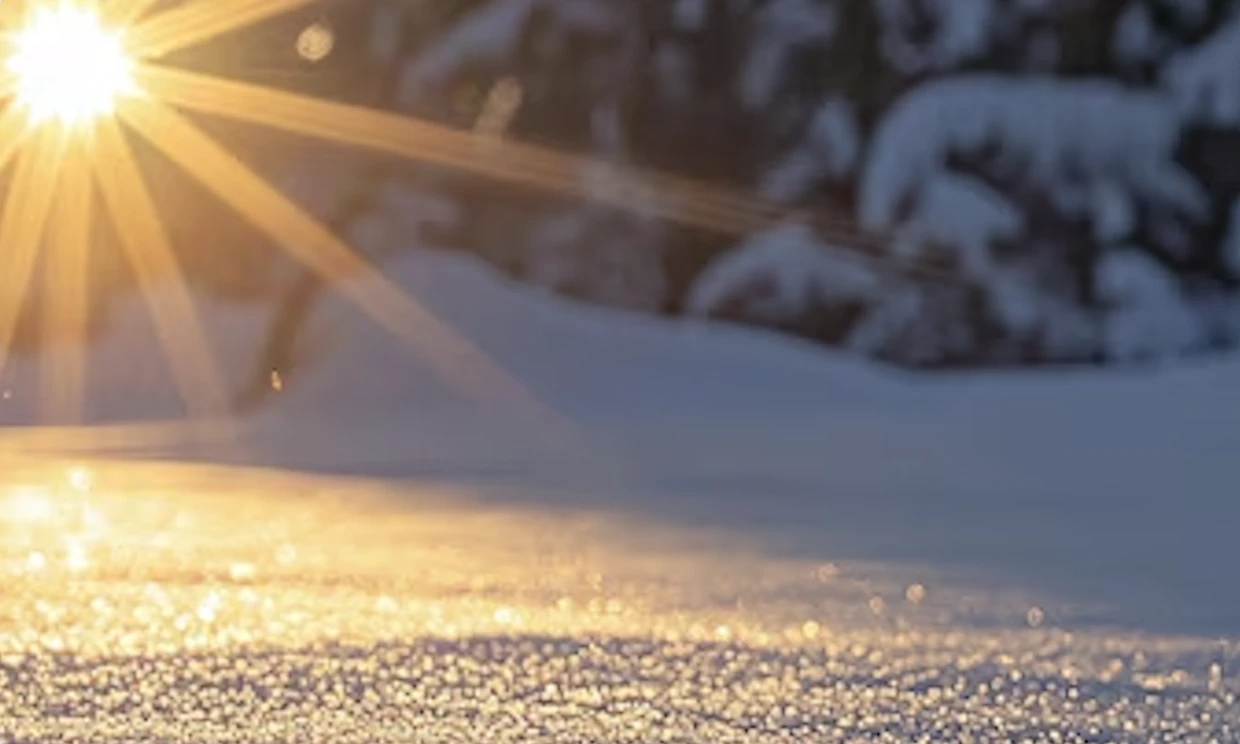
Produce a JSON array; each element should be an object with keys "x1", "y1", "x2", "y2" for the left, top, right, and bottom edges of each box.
[{"x1": 1, "y1": 249, "x2": 1237, "y2": 632}]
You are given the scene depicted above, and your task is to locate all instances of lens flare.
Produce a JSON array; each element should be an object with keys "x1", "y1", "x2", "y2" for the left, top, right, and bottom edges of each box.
[
  {"x1": 6, "y1": 2, "x2": 137, "y2": 126},
  {"x1": 1, "y1": 0, "x2": 746, "y2": 443}
]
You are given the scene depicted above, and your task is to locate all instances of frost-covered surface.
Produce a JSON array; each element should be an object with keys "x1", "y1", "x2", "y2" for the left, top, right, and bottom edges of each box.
[{"x1": 1, "y1": 459, "x2": 1237, "y2": 743}]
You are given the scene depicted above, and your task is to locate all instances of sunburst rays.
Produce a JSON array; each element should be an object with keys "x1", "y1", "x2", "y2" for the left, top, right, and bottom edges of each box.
[
  {"x1": 0, "y1": 123, "x2": 65, "y2": 384},
  {"x1": 118, "y1": 94, "x2": 534, "y2": 406},
  {"x1": 0, "y1": 0, "x2": 562, "y2": 427},
  {"x1": 89, "y1": 115, "x2": 229, "y2": 421},
  {"x1": 127, "y1": 0, "x2": 324, "y2": 58},
  {"x1": 0, "y1": 0, "x2": 796, "y2": 434},
  {"x1": 135, "y1": 64, "x2": 783, "y2": 235},
  {"x1": 39, "y1": 135, "x2": 93, "y2": 423}
]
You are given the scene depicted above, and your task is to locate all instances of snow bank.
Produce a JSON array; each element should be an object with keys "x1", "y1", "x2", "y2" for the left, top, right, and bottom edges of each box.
[
  {"x1": 3, "y1": 248, "x2": 1239, "y2": 631},
  {"x1": 6, "y1": 247, "x2": 1238, "y2": 489}
]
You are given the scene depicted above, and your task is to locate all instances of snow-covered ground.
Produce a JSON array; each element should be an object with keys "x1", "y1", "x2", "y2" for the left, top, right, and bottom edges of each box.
[
  {"x1": 2, "y1": 248, "x2": 1239, "y2": 741},
  {"x1": 2, "y1": 458, "x2": 1234, "y2": 742},
  {"x1": 1, "y1": 247, "x2": 1238, "y2": 637}
]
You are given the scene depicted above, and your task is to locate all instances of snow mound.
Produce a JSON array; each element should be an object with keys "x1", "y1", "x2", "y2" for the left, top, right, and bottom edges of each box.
[{"x1": 4, "y1": 248, "x2": 1238, "y2": 488}]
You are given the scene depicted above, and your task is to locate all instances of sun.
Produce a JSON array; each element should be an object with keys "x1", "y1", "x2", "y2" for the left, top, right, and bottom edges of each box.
[{"x1": 6, "y1": 1, "x2": 136, "y2": 126}]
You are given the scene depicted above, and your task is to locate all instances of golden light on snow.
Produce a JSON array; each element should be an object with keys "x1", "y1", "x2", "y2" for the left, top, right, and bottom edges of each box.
[
  {"x1": 0, "y1": 460, "x2": 1234, "y2": 740},
  {"x1": 62, "y1": 535, "x2": 90, "y2": 571},
  {"x1": 2, "y1": 486, "x2": 55, "y2": 523},
  {"x1": 65, "y1": 464, "x2": 93, "y2": 492},
  {"x1": 6, "y1": 1, "x2": 136, "y2": 126}
]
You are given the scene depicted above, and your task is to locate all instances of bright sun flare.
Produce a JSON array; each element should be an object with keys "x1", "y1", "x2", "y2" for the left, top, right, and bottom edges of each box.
[
  {"x1": 7, "y1": 2, "x2": 135, "y2": 126},
  {"x1": 0, "y1": 0, "x2": 766, "y2": 434},
  {"x1": 0, "y1": 0, "x2": 572, "y2": 430}
]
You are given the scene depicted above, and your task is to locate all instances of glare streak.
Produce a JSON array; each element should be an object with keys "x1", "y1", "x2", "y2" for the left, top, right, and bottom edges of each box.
[
  {"x1": 40, "y1": 150, "x2": 93, "y2": 423},
  {"x1": 89, "y1": 116, "x2": 229, "y2": 420},
  {"x1": 0, "y1": 126, "x2": 66, "y2": 377},
  {"x1": 0, "y1": 103, "x2": 33, "y2": 179},
  {"x1": 135, "y1": 66, "x2": 783, "y2": 236},
  {"x1": 0, "y1": 0, "x2": 846, "y2": 438},
  {"x1": 118, "y1": 95, "x2": 547, "y2": 412},
  {"x1": 103, "y1": 0, "x2": 162, "y2": 26},
  {"x1": 129, "y1": 0, "x2": 320, "y2": 58}
]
